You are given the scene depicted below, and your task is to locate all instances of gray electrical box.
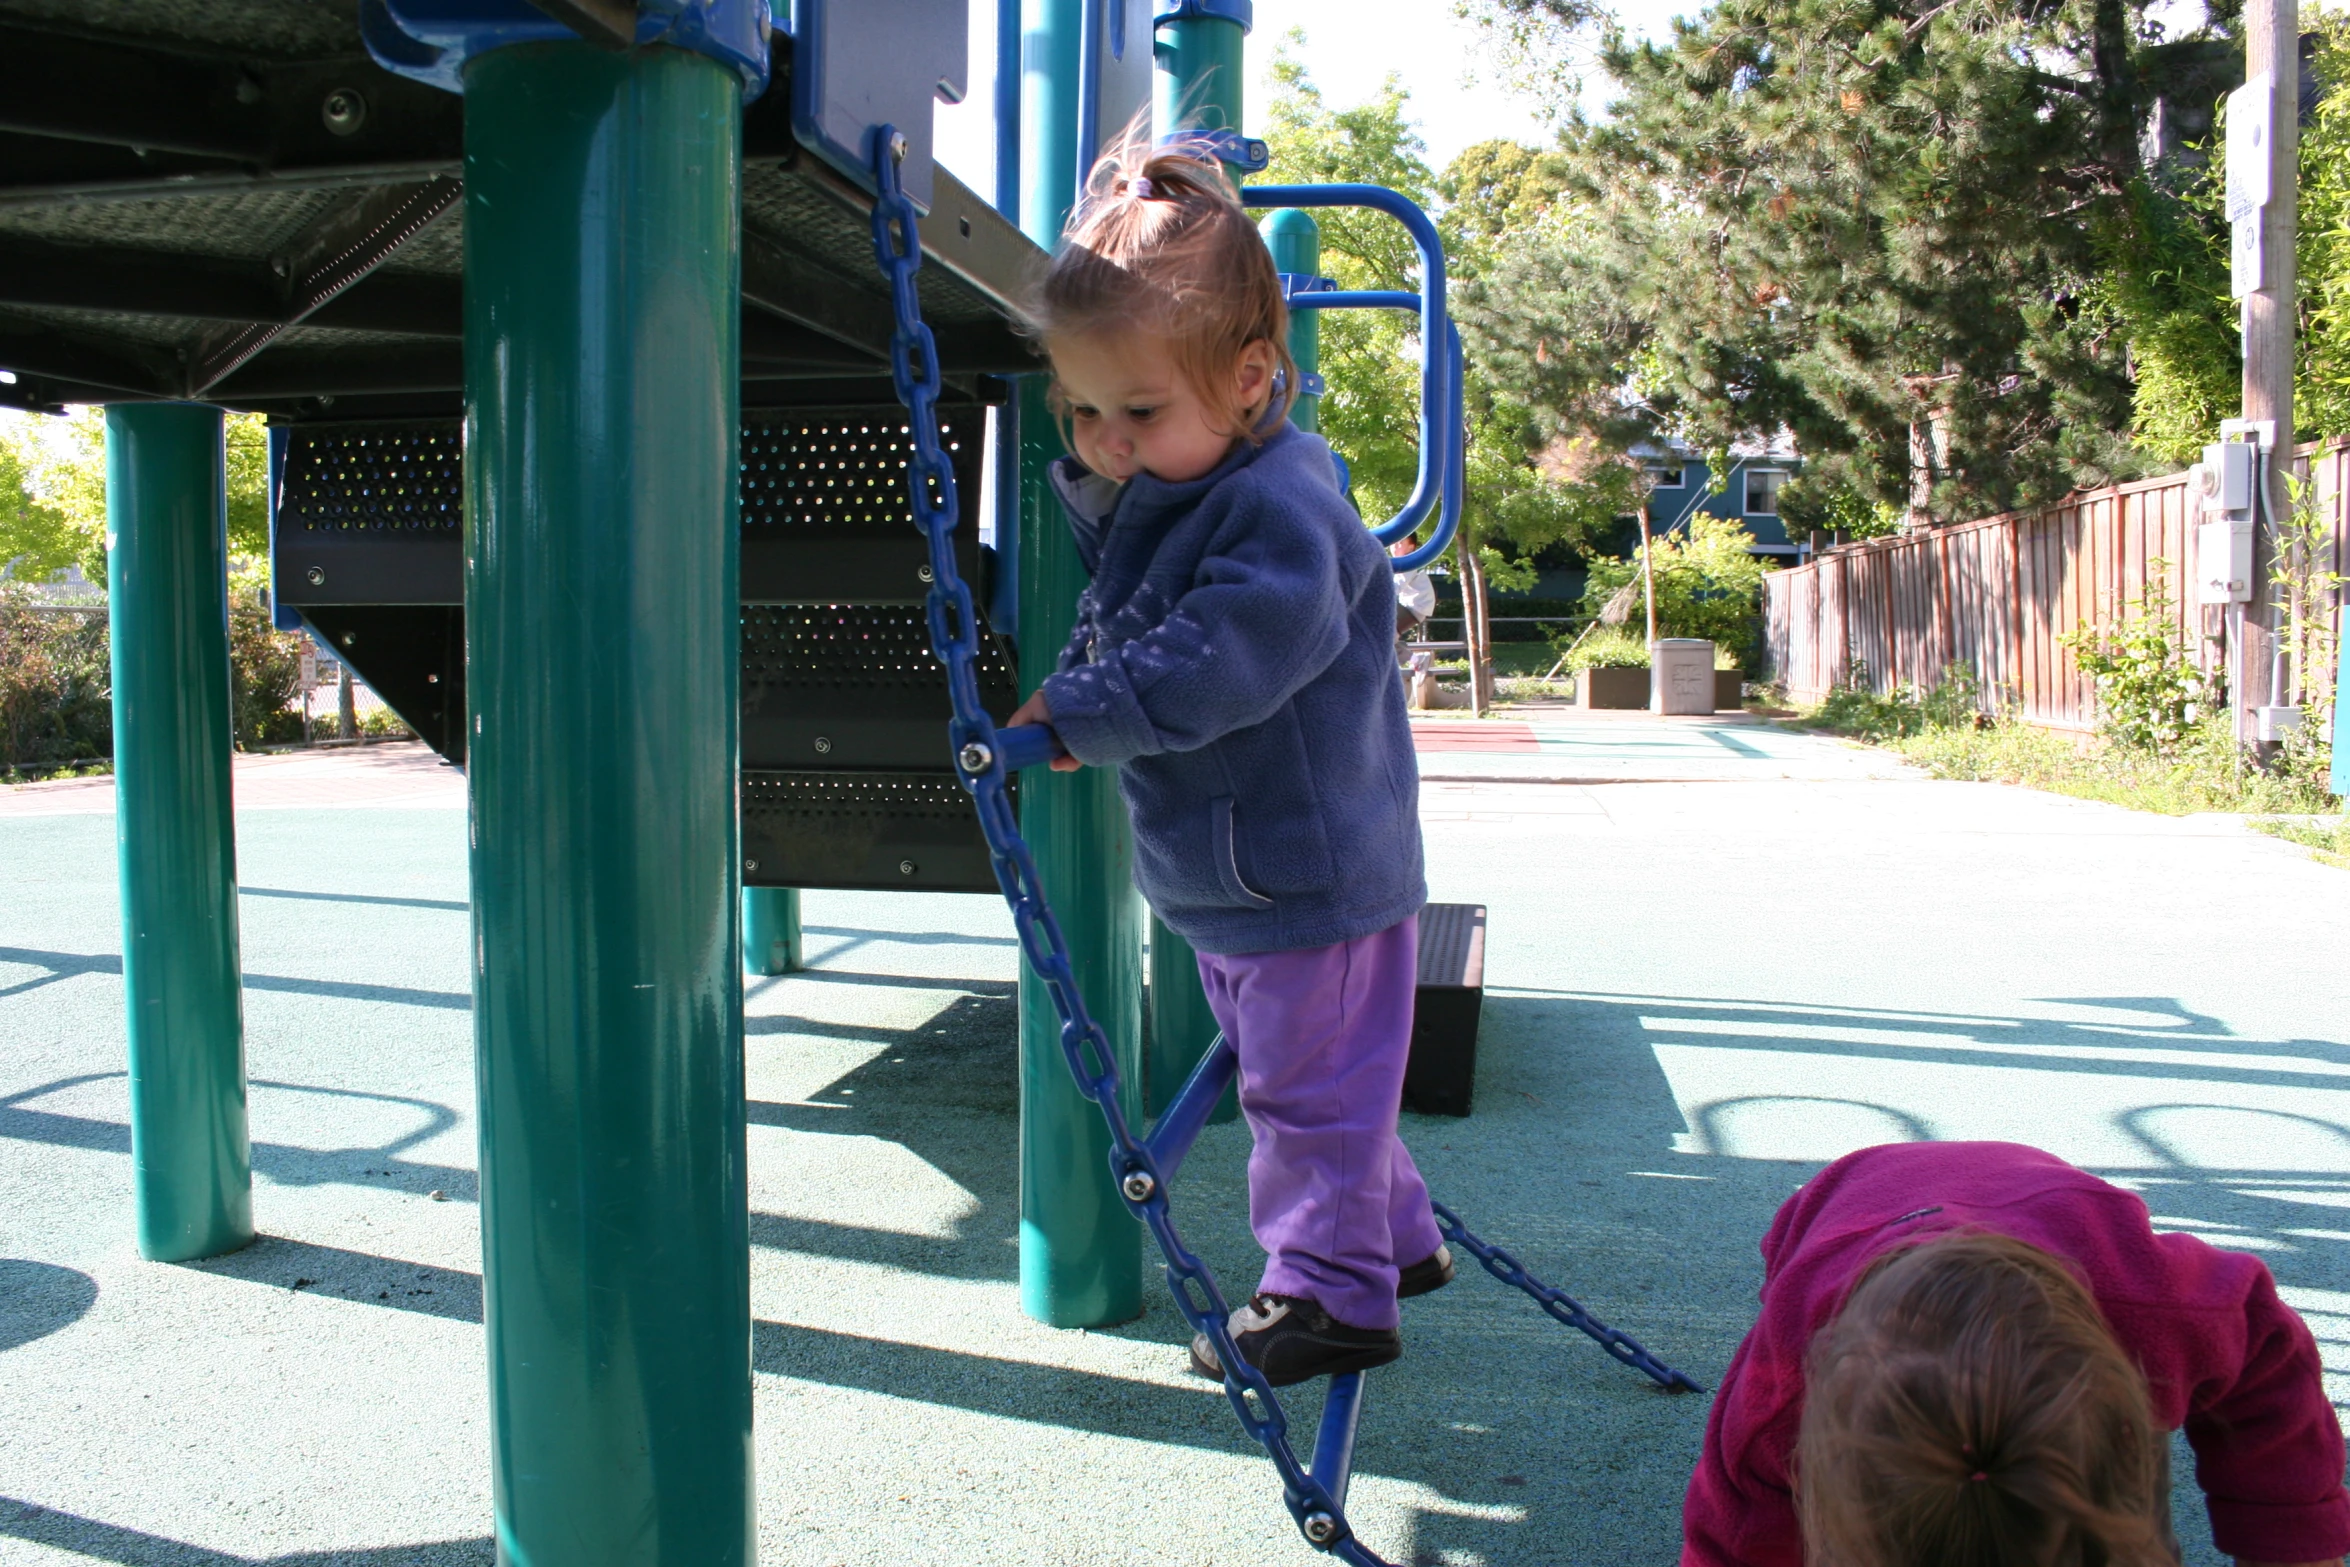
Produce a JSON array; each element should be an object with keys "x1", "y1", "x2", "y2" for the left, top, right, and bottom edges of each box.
[{"x1": 2196, "y1": 440, "x2": 2258, "y2": 605}]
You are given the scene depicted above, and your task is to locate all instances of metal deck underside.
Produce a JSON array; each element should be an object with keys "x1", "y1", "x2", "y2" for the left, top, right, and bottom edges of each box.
[{"x1": 0, "y1": 0, "x2": 1046, "y2": 420}]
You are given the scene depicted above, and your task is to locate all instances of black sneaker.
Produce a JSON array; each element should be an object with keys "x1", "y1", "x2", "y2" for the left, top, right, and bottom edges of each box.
[
  {"x1": 1398, "y1": 1244, "x2": 1455, "y2": 1299},
  {"x1": 1187, "y1": 1294, "x2": 1402, "y2": 1387}
]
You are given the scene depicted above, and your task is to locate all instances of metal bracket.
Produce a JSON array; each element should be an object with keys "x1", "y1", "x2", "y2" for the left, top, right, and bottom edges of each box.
[
  {"x1": 1162, "y1": 127, "x2": 1269, "y2": 172},
  {"x1": 1278, "y1": 273, "x2": 1337, "y2": 300},
  {"x1": 2220, "y1": 417, "x2": 2278, "y2": 450},
  {"x1": 1152, "y1": 0, "x2": 1253, "y2": 29},
  {"x1": 786, "y1": 0, "x2": 967, "y2": 214},
  {"x1": 360, "y1": 0, "x2": 773, "y2": 99}
]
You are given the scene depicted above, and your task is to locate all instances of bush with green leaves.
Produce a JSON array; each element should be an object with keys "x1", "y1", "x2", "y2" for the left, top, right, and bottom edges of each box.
[
  {"x1": 2056, "y1": 568, "x2": 2206, "y2": 753},
  {"x1": 1555, "y1": 622, "x2": 1650, "y2": 671},
  {"x1": 0, "y1": 588, "x2": 110, "y2": 772},
  {"x1": 1577, "y1": 515, "x2": 1773, "y2": 669}
]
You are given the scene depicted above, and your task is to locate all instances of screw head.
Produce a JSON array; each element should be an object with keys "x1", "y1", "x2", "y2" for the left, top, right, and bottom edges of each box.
[
  {"x1": 888, "y1": 130, "x2": 909, "y2": 163},
  {"x1": 958, "y1": 742, "x2": 992, "y2": 775},
  {"x1": 898, "y1": 859, "x2": 917, "y2": 877},
  {"x1": 813, "y1": 736, "x2": 831, "y2": 754},
  {"x1": 340, "y1": 632, "x2": 356, "y2": 647},
  {"x1": 320, "y1": 88, "x2": 367, "y2": 136},
  {"x1": 1302, "y1": 1513, "x2": 1338, "y2": 1546},
  {"x1": 305, "y1": 565, "x2": 326, "y2": 586},
  {"x1": 917, "y1": 564, "x2": 934, "y2": 583},
  {"x1": 744, "y1": 858, "x2": 759, "y2": 875},
  {"x1": 1120, "y1": 1169, "x2": 1156, "y2": 1203}
]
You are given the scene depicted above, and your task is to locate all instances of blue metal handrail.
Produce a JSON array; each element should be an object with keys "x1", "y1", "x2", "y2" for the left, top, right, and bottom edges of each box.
[{"x1": 1241, "y1": 185, "x2": 1449, "y2": 552}]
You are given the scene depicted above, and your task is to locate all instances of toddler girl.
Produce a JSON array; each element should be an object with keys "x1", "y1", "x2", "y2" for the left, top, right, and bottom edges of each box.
[
  {"x1": 1003, "y1": 140, "x2": 1449, "y2": 1386},
  {"x1": 1685, "y1": 1139, "x2": 2349, "y2": 1567}
]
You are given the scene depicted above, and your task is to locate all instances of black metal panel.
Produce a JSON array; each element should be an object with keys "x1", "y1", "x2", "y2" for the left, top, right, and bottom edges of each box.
[
  {"x1": 741, "y1": 602, "x2": 1019, "y2": 771},
  {"x1": 739, "y1": 408, "x2": 984, "y2": 602},
  {"x1": 301, "y1": 605, "x2": 467, "y2": 764},
  {"x1": 275, "y1": 420, "x2": 463, "y2": 606},
  {"x1": 742, "y1": 771, "x2": 1006, "y2": 893}
]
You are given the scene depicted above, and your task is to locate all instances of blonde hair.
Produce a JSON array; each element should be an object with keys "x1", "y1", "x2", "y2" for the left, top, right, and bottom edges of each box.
[
  {"x1": 1795, "y1": 1231, "x2": 2173, "y2": 1567},
  {"x1": 1030, "y1": 125, "x2": 1297, "y2": 447}
]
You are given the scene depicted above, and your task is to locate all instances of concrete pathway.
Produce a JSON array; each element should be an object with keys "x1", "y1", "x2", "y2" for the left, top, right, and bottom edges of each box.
[{"x1": 3, "y1": 725, "x2": 2347, "y2": 1565}]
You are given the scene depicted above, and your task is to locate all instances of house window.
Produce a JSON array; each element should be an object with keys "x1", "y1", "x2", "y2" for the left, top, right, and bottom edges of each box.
[
  {"x1": 1744, "y1": 469, "x2": 1785, "y2": 515},
  {"x1": 1645, "y1": 464, "x2": 1685, "y2": 489}
]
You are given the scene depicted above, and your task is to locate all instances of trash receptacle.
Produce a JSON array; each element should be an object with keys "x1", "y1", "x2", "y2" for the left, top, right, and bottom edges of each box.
[{"x1": 1652, "y1": 639, "x2": 1715, "y2": 714}]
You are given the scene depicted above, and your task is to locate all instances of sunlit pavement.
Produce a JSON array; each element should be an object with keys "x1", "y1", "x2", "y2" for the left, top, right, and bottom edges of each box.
[{"x1": 2, "y1": 731, "x2": 2345, "y2": 1564}]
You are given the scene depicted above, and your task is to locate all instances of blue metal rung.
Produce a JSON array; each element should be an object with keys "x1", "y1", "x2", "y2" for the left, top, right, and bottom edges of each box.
[
  {"x1": 1311, "y1": 1373, "x2": 1366, "y2": 1515},
  {"x1": 1142, "y1": 1034, "x2": 1238, "y2": 1184}
]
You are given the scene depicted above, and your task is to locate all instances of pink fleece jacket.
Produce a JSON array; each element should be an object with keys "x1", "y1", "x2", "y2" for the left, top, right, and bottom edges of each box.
[{"x1": 1682, "y1": 1141, "x2": 2349, "y2": 1566}]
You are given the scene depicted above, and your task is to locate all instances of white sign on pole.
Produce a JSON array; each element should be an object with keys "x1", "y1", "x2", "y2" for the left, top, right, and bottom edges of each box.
[
  {"x1": 2226, "y1": 72, "x2": 2272, "y2": 223},
  {"x1": 2233, "y1": 212, "x2": 2266, "y2": 298}
]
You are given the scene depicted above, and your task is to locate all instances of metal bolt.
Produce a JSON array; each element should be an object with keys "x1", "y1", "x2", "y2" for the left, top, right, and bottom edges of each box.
[
  {"x1": 234, "y1": 74, "x2": 263, "y2": 106},
  {"x1": 888, "y1": 130, "x2": 908, "y2": 164},
  {"x1": 340, "y1": 632, "x2": 356, "y2": 647},
  {"x1": 320, "y1": 88, "x2": 367, "y2": 136},
  {"x1": 958, "y1": 742, "x2": 992, "y2": 775},
  {"x1": 1301, "y1": 1514, "x2": 1339, "y2": 1546},
  {"x1": 744, "y1": 858, "x2": 759, "y2": 875},
  {"x1": 813, "y1": 735, "x2": 831, "y2": 754},
  {"x1": 917, "y1": 563, "x2": 934, "y2": 583},
  {"x1": 305, "y1": 565, "x2": 325, "y2": 586},
  {"x1": 1120, "y1": 1169, "x2": 1156, "y2": 1203},
  {"x1": 425, "y1": 672, "x2": 440, "y2": 685},
  {"x1": 898, "y1": 859, "x2": 916, "y2": 877}
]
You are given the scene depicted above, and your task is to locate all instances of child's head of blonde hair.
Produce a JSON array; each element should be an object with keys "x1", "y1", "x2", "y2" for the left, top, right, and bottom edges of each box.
[
  {"x1": 1030, "y1": 128, "x2": 1297, "y2": 457},
  {"x1": 1796, "y1": 1231, "x2": 2172, "y2": 1567}
]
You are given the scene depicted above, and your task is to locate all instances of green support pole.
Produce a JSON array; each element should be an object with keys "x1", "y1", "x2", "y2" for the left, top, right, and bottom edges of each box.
[
  {"x1": 1134, "y1": 0, "x2": 1258, "y2": 1123},
  {"x1": 462, "y1": 41, "x2": 751, "y2": 1563},
  {"x1": 105, "y1": 402, "x2": 254, "y2": 1264},
  {"x1": 1016, "y1": 0, "x2": 1145, "y2": 1329},
  {"x1": 1264, "y1": 207, "x2": 1322, "y2": 434},
  {"x1": 743, "y1": 886, "x2": 801, "y2": 976}
]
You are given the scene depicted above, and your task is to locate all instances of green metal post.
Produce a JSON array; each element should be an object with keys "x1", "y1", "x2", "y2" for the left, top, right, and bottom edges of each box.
[
  {"x1": 1017, "y1": 0, "x2": 1145, "y2": 1329},
  {"x1": 1264, "y1": 207, "x2": 1322, "y2": 434},
  {"x1": 462, "y1": 41, "x2": 751, "y2": 1564},
  {"x1": 743, "y1": 886, "x2": 801, "y2": 976},
  {"x1": 105, "y1": 402, "x2": 253, "y2": 1264},
  {"x1": 1134, "y1": 0, "x2": 1258, "y2": 1122}
]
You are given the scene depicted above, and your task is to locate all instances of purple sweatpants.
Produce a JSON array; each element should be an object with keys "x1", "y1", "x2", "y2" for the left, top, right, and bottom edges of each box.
[{"x1": 1195, "y1": 914, "x2": 1442, "y2": 1332}]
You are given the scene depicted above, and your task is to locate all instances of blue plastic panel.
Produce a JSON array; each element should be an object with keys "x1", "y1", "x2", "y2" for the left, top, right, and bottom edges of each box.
[{"x1": 787, "y1": 0, "x2": 968, "y2": 213}]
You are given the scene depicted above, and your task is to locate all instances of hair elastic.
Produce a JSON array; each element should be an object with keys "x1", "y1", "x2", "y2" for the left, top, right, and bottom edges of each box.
[
  {"x1": 1130, "y1": 176, "x2": 1155, "y2": 200},
  {"x1": 1969, "y1": 1472, "x2": 1988, "y2": 1483}
]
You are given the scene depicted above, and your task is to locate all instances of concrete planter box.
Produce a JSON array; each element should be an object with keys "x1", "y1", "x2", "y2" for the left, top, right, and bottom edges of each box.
[
  {"x1": 1577, "y1": 666, "x2": 1650, "y2": 709},
  {"x1": 1716, "y1": 670, "x2": 1744, "y2": 710}
]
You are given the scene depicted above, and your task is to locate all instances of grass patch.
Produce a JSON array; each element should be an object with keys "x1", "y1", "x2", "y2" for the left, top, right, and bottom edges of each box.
[
  {"x1": 2250, "y1": 816, "x2": 2350, "y2": 865},
  {"x1": 1794, "y1": 680, "x2": 2338, "y2": 818}
]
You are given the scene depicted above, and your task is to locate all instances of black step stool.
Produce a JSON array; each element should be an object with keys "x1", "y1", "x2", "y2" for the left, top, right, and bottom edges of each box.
[{"x1": 1406, "y1": 903, "x2": 1486, "y2": 1117}]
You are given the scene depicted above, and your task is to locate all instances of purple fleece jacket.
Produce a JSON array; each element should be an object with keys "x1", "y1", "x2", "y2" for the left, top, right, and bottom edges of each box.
[
  {"x1": 1038, "y1": 421, "x2": 1425, "y2": 956},
  {"x1": 1684, "y1": 1141, "x2": 2350, "y2": 1566}
]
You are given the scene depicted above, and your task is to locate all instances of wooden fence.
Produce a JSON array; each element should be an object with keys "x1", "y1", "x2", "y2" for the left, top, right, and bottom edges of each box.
[{"x1": 1762, "y1": 442, "x2": 2350, "y2": 728}]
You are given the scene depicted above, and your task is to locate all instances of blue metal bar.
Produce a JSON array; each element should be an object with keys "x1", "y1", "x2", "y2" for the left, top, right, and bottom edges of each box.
[
  {"x1": 1141, "y1": 1032, "x2": 1237, "y2": 1183},
  {"x1": 1286, "y1": 290, "x2": 1419, "y2": 313},
  {"x1": 1311, "y1": 1372, "x2": 1367, "y2": 1514},
  {"x1": 1389, "y1": 323, "x2": 1463, "y2": 573},
  {"x1": 995, "y1": 0, "x2": 1023, "y2": 217},
  {"x1": 1075, "y1": 0, "x2": 1101, "y2": 200},
  {"x1": 1241, "y1": 184, "x2": 1447, "y2": 544}
]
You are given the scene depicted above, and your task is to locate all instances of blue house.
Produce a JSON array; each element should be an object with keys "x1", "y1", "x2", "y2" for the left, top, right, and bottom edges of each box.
[{"x1": 1630, "y1": 435, "x2": 1803, "y2": 557}]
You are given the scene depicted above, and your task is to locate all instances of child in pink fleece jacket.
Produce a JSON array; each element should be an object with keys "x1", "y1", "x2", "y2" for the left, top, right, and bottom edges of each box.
[{"x1": 1684, "y1": 1141, "x2": 2349, "y2": 1567}]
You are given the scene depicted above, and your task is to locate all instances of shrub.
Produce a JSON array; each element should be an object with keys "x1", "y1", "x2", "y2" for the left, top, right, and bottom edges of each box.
[
  {"x1": 1556, "y1": 622, "x2": 1650, "y2": 671},
  {"x1": 1578, "y1": 515, "x2": 1774, "y2": 669},
  {"x1": 0, "y1": 586, "x2": 110, "y2": 771},
  {"x1": 227, "y1": 571, "x2": 304, "y2": 748},
  {"x1": 2056, "y1": 566, "x2": 2206, "y2": 754}
]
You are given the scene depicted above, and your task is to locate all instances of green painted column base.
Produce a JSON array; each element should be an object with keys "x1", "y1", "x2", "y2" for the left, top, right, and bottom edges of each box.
[
  {"x1": 106, "y1": 402, "x2": 254, "y2": 1264},
  {"x1": 743, "y1": 886, "x2": 801, "y2": 976}
]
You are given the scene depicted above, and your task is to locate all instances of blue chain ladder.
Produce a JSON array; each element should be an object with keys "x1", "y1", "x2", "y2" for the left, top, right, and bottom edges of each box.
[{"x1": 864, "y1": 128, "x2": 1700, "y2": 1563}]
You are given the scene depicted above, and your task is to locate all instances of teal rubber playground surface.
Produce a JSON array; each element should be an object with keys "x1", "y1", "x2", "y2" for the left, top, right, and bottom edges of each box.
[{"x1": 4, "y1": 714, "x2": 2349, "y2": 1565}]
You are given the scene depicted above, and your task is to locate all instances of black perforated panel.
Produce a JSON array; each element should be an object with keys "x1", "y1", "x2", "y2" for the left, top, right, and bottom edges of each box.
[
  {"x1": 283, "y1": 422, "x2": 462, "y2": 534},
  {"x1": 739, "y1": 408, "x2": 981, "y2": 535},
  {"x1": 741, "y1": 769, "x2": 1005, "y2": 892}
]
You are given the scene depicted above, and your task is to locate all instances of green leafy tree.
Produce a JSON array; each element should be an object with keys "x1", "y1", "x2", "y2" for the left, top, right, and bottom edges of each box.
[
  {"x1": 1, "y1": 407, "x2": 272, "y2": 587},
  {"x1": 1578, "y1": 514, "x2": 1775, "y2": 669}
]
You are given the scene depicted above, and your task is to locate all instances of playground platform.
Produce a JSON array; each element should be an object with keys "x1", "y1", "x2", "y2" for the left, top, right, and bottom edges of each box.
[{"x1": 5, "y1": 717, "x2": 2348, "y2": 1565}]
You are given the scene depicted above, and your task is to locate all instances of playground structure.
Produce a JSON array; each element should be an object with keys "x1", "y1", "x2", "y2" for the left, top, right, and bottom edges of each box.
[{"x1": 0, "y1": 1, "x2": 1691, "y2": 1559}]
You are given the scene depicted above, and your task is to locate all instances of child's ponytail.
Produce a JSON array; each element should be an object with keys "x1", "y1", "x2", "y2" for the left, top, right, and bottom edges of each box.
[
  {"x1": 1030, "y1": 118, "x2": 1298, "y2": 445},
  {"x1": 1794, "y1": 1231, "x2": 2173, "y2": 1567}
]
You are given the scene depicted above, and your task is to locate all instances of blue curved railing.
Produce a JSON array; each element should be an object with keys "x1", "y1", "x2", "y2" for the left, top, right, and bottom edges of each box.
[{"x1": 1242, "y1": 186, "x2": 1460, "y2": 572}]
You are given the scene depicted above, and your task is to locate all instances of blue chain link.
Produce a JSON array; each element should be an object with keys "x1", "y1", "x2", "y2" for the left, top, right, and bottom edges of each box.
[{"x1": 864, "y1": 126, "x2": 1700, "y2": 1561}]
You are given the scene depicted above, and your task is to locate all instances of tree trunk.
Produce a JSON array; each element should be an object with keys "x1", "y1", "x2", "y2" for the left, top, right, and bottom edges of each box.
[{"x1": 1462, "y1": 546, "x2": 1494, "y2": 716}]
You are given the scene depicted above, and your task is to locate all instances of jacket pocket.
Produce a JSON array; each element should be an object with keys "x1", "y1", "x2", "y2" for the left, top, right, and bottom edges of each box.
[{"x1": 1209, "y1": 796, "x2": 1276, "y2": 909}]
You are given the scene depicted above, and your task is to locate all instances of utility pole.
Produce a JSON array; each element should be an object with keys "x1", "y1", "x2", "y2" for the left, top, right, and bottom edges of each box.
[{"x1": 2239, "y1": 0, "x2": 2298, "y2": 745}]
